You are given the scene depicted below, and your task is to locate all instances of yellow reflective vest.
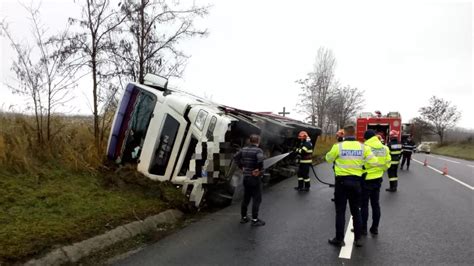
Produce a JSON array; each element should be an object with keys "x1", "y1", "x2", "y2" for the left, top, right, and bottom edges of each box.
[
  {"x1": 325, "y1": 139, "x2": 377, "y2": 177},
  {"x1": 363, "y1": 136, "x2": 391, "y2": 180}
]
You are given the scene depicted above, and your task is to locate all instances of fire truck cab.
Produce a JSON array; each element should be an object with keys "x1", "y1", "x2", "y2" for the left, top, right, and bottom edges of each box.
[{"x1": 356, "y1": 111, "x2": 402, "y2": 143}]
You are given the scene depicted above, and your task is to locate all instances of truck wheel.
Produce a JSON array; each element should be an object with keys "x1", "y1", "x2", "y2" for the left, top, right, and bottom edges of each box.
[{"x1": 206, "y1": 189, "x2": 233, "y2": 207}]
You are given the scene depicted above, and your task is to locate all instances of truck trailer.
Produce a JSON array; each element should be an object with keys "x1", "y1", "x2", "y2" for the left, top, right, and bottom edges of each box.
[{"x1": 107, "y1": 74, "x2": 321, "y2": 206}]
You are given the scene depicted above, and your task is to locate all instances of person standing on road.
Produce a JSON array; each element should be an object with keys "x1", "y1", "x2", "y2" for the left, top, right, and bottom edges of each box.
[
  {"x1": 400, "y1": 135, "x2": 416, "y2": 170},
  {"x1": 325, "y1": 125, "x2": 377, "y2": 247},
  {"x1": 294, "y1": 131, "x2": 313, "y2": 192},
  {"x1": 234, "y1": 134, "x2": 266, "y2": 226},
  {"x1": 386, "y1": 130, "x2": 402, "y2": 192},
  {"x1": 331, "y1": 129, "x2": 345, "y2": 202},
  {"x1": 361, "y1": 130, "x2": 391, "y2": 235}
]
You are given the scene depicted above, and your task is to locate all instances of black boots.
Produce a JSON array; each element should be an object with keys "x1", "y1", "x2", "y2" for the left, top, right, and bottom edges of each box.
[
  {"x1": 295, "y1": 179, "x2": 304, "y2": 191},
  {"x1": 240, "y1": 217, "x2": 250, "y2": 224},
  {"x1": 370, "y1": 227, "x2": 378, "y2": 235},
  {"x1": 386, "y1": 181, "x2": 397, "y2": 192},
  {"x1": 328, "y1": 238, "x2": 345, "y2": 247},
  {"x1": 251, "y1": 219, "x2": 266, "y2": 226}
]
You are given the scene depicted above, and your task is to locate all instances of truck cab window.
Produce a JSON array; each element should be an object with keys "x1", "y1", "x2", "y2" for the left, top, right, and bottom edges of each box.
[
  {"x1": 149, "y1": 115, "x2": 180, "y2": 175},
  {"x1": 206, "y1": 116, "x2": 217, "y2": 140}
]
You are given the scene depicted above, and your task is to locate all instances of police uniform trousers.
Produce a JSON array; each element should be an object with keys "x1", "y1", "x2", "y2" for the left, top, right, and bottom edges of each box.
[
  {"x1": 297, "y1": 163, "x2": 311, "y2": 189},
  {"x1": 387, "y1": 164, "x2": 398, "y2": 190},
  {"x1": 361, "y1": 178, "x2": 382, "y2": 232},
  {"x1": 334, "y1": 175, "x2": 362, "y2": 241},
  {"x1": 400, "y1": 152, "x2": 412, "y2": 169},
  {"x1": 241, "y1": 176, "x2": 262, "y2": 219}
]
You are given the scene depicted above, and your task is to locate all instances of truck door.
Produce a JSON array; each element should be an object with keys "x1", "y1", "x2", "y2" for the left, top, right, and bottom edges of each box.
[{"x1": 138, "y1": 109, "x2": 188, "y2": 182}]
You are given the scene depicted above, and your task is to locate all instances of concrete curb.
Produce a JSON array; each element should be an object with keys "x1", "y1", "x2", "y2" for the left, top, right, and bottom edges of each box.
[{"x1": 25, "y1": 209, "x2": 183, "y2": 266}]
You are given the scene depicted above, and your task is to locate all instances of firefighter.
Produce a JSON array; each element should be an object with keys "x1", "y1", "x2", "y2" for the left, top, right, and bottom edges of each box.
[
  {"x1": 361, "y1": 130, "x2": 391, "y2": 235},
  {"x1": 325, "y1": 125, "x2": 378, "y2": 247},
  {"x1": 294, "y1": 131, "x2": 313, "y2": 192},
  {"x1": 386, "y1": 130, "x2": 402, "y2": 192},
  {"x1": 234, "y1": 134, "x2": 266, "y2": 226},
  {"x1": 400, "y1": 135, "x2": 416, "y2": 170}
]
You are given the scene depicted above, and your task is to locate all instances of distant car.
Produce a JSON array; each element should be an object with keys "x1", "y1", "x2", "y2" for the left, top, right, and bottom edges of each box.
[{"x1": 415, "y1": 143, "x2": 431, "y2": 154}]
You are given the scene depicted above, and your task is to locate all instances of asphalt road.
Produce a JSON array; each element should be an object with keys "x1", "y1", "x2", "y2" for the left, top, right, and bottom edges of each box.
[
  {"x1": 115, "y1": 155, "x2": 474, "y2": 266},
  {"x1": 412, "y1": 153, "x2": 474, "y2": 189}
]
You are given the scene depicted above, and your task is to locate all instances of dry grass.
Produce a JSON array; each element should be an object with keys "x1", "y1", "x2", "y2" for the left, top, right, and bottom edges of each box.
[
  {"x1": 0, "y1": 112, "x2": 187, "y2": 263},
  {"x1": 313, "y1": 135, "x2": 337, "y2": 162},
  {"x1": 0, "y1": 113, "x2": 101, "y2": 173}
]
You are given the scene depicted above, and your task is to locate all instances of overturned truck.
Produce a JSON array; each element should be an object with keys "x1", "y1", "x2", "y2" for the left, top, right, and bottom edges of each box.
[{"x1": 107, "y1": 74, "x2": 321, "y2": 206}]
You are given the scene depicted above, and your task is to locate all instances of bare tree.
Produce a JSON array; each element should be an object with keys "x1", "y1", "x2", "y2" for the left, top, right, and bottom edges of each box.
[
  {"x1": 328, "y1": 85, "x2": 365, "y2": 130},
  {"x1": 409, "y1": 117, "x2": 434, "y2": 143},
  {"x1": 66, "y1": 0, "x2": 127, "y2": 151},
  {"x1": 113, "y1": 0, "x2": 209, "y2": 83},
  {"x1": 1, "y1": 4, "x2": 79, "y2": 143},
  {"x1": 297, "y1": 47, "x2": 336, "y2": 128},
  {"x1": 1, "y1": 22, "x2": 43, "y2": 143},
  {"x1": 419, "y1": 96, "x2": 461, "y2": 144}
]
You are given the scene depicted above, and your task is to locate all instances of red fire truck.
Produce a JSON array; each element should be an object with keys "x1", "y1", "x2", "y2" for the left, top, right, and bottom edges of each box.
[{"x1": 356, "y1": 111, "x2": 402, "y2": 143}]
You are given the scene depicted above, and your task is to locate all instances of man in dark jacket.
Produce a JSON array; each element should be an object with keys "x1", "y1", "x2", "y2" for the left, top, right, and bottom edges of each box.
[
  {"x1": 234, "y1": 134, "x2": 266, "y2": 226},
  {"x1": 400, "y1": 135, "x2": 416, "y2": 170}
]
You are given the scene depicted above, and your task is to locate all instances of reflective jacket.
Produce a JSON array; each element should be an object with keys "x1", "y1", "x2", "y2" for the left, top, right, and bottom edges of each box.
[
  {"x1": 388, "y1": 139, "x2": 402, "y2": 164},
  {"x1": 296, "y1": 140, "x2": 313, "y2": 164},
  {"x1": 364, "y1": 136, "x2": 391, "y2": 180},
  {"x1": 402, "y1": 139, "x2": 416, "y2": 153},
  {"x1": 325, "y1": 139, "x2": 377, "y2": 177}
]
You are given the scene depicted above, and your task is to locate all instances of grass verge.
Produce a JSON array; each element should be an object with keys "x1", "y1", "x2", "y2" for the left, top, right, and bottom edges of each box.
[
  {"x1": 313, "y1": 135, "x2": 336, "y2": 163},
  {"x1": 431, "y1": 142, "x2": 474, "y2": 161},
  {"x1": 0, "y1": 166, "x2": 188, "y2": 264}
]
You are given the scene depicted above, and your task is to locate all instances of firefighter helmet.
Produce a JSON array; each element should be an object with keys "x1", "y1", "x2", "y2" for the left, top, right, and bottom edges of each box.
[
  {"x1": 336, "y1": 129, "x2": 344, "y2": 138},
  {"x1": 298, "y1": 131, "x2": 309, "y2": 140},
  {"x1": 389, "y1": 130, "x2": 399, "y2": 138}
]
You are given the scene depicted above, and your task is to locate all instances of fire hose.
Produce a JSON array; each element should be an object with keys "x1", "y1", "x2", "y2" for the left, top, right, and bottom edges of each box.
[{"x1": 310, "y1": 164, "x2": 335, "y2": 187}]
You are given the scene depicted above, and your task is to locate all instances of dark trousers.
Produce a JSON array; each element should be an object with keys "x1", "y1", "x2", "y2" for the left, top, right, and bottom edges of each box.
[
  {"x1": 401, "y1": 152, "x2": 412, "y2": 169},
  {"x1": 297, "y1": 163, "x2": 311, "y2": 189},
  {"x1": 387, "y1": 164, "x2": 398, "y2": 189},
  {"x1": 361, "y1": 178, "x2": 382, "y2": 232},
  {"x1": 241, "y1": 176, "x2": 262, "y2": 219},
  {"x1": 334, "y1": 176, "x2": 362, "y2": 241}
]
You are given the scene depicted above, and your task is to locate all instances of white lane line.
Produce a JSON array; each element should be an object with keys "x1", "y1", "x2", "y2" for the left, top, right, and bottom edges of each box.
[
  {"x1": 426, "y1": 155, "x2": 460, "y2": 164},
  {"x1": 339, "y1": 216, "x2": 354, "y2": 259},
  {"x1": 413, "y1": 159, "x2": 474, "y2": 190},
  {"x1": 468, "y1": 165, "x2": 474, "y2": 168}
]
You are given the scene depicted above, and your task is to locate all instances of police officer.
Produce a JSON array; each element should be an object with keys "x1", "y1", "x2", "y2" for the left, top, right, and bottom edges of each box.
[
  {"x1": 294, "y1": 131, "x2": 313, "y2": 192},
  {"x1": 331, "y1": 129, "x2": 345, "y2": 202},
  {"x1": 325, "y1": 125, "x2": 377, "y2": 247},
  {"x1": 234, "y1": 134, "x2": 266, "y2": 226},
  {"x1": 361, "y1": 130, "x2": 391, "y2": 235},
  {"x1": 400, "y1": 135, "x2": 416, "y2": 170},
  {"x1": 386, "y1": 130, "x2": 402, "y2": 192}
]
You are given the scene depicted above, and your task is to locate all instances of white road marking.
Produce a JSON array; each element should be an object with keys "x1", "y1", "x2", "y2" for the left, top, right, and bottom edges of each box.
[
  {"x1": 426, "y1": 155, "x2": 460, "y2": 164},
  {"x1": 339, "y1": 216, "x2": 354, "y2": 259},
  {"x1": 413, "y1": 159, "x2": 474, "y2": 190},
  {"x1": 468, "y1": 165, "x2": 474, "y2": 168}
]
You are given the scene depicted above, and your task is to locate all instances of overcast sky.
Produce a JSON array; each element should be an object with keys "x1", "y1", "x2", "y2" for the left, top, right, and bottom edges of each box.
[{"x1": 1, "y1": 0, "x2": 472, "y2": 128}]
